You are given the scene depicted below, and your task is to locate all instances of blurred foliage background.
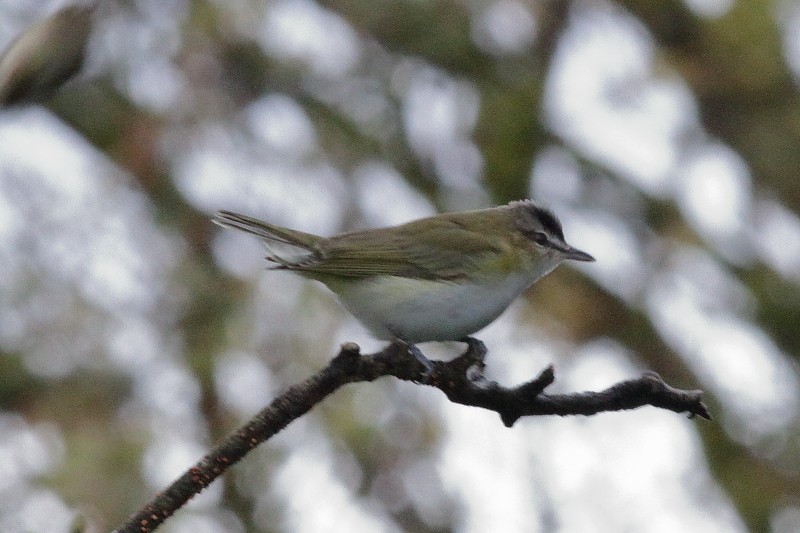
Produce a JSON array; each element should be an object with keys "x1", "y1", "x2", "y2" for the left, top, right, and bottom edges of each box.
[{"x1": 0, "y1": 0, "x2": 799, "y2": 532}]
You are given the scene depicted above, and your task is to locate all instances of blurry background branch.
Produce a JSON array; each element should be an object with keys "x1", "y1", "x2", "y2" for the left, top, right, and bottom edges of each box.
[{"x1": 115, "y1": 341, "x2": 708, "y2": 533}]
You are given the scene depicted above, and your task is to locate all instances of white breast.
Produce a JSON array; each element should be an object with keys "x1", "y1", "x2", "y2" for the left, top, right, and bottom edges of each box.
[{"x1": 330, "y1": 266, "x2": 556, "y2": 342}]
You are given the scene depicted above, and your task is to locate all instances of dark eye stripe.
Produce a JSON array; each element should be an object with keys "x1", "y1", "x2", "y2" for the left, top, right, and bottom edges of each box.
[{"x1": 532, "y1": 206, "x2": 564, "y2": 241}]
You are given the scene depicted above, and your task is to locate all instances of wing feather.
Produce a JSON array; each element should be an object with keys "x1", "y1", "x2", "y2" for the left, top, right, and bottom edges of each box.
[
  {"x1": 291, "y1": 214, "x2": 506, "y2": 280},
  {"x1": 214, "y1": 211, "x2": 323, "y2": 267}
]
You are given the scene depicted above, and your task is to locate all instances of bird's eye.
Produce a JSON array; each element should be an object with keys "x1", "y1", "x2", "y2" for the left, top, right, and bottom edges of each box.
[{"x1": 530, "y1": 231, "x2": 548, "y2": 245}]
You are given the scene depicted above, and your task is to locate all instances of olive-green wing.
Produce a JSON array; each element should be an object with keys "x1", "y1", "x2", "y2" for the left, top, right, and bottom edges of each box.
[{"x1": 293, "y1": 215, "x2": 507, "y2": 280}]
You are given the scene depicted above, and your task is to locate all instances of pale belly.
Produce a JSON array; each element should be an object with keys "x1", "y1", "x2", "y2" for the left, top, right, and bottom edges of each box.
[{"x1": 329, "y1": 273, "x2": 540, "y2": 342}]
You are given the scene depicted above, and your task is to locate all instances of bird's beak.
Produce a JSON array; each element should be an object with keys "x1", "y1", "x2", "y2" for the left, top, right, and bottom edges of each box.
[{"x1": 562, "y1": 245, "x2": 595, "y2": 262}]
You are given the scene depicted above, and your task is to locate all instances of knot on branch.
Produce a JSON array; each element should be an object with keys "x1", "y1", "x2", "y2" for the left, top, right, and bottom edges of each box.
[{"x1": 330, "y1": 342, "x2": 362, "y2": 374}]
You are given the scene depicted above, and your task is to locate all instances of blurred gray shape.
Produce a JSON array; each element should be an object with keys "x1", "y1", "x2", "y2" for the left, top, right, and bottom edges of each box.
[{"x1": 0, "y1": 4, "x2": 95, "y2": 106}]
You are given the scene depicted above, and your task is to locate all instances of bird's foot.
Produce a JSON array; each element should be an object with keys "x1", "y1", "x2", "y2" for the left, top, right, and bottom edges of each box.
[
  {"x1": 393, "y1": 338, "x2": 488, "y2": 384},
  {"x1": 394, "y1": 340, "x2": 435, "y2": 383},
  {"x1": 448, "y1": 337, "x2": 488, "y2": 381},
  {"x1": 461, "y1": 336, "x2": 487, "y2": 363}
]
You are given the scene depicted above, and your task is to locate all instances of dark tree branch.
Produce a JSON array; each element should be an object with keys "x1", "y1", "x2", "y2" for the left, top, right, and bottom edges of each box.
[{"x1": 114, "y1": 341, "x2": 710, "y2": 533}]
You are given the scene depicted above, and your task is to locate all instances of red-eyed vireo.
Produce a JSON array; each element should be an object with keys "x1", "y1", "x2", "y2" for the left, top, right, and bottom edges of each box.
[{"x1": 214, "y1": 200, "x2": 594, "y2": 345}]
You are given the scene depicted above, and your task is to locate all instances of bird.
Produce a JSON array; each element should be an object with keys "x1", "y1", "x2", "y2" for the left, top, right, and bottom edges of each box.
[
  {"x1": 214, "y1": 200, "x2": 594, "y2": 352},
  {"x1": 0, "y1": 4, "x2": 95, "y2": 107}
]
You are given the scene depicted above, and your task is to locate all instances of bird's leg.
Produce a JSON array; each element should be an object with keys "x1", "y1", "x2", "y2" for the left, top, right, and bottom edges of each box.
[
  {"x1": 394, "y1": 339, "x2": 434, "y2": 382},
  {"x1": 407, "y1": 343, "x2": 435, "y2": 374}
]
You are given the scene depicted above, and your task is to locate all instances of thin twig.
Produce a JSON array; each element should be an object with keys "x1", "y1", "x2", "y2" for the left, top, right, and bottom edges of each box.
[{"x1": 113, "y1": 342, "x2": 709, "y2": 533}]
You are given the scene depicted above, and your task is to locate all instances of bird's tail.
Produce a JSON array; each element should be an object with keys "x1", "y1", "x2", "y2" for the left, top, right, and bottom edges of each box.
[{"x1": 213, "y1": 210, "x2": 323, "y2": 267}]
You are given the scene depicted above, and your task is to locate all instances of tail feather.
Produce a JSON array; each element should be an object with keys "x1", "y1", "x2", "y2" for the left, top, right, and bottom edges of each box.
[{"x1": 214, "y1": 211, "x2": 323, "y2": 267}]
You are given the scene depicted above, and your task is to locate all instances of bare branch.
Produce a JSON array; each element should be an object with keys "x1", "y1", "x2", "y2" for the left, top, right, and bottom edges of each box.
[{"x1": 113, "y1": 341, "x2": 709, "y2": 533}]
